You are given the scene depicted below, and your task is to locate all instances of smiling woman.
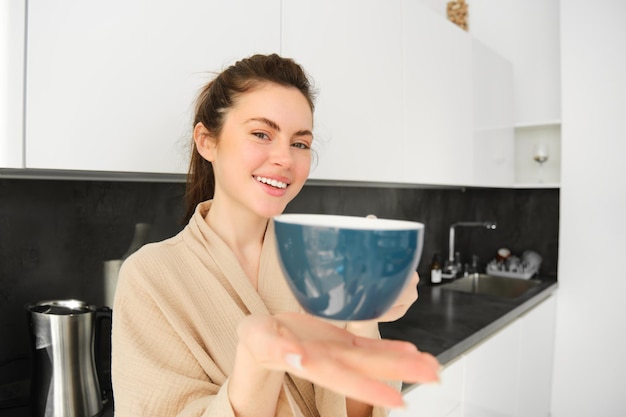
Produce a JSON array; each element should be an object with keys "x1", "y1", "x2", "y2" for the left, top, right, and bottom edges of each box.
[
  {"x1": 192, "y1": 82, "x2": 314, "y2": 219},
  {"x1": 181, "y1": 54, "x2": 316, "y2": 224},
  {"x1": 110, "y1": 54, "x2": 439, "y2": 417}
]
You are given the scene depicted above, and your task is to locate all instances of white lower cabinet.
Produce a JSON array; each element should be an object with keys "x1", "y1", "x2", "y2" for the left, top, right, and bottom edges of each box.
[
  {"x1": 392, "y1": 294, "x2": 556, "y2": 417},
  {"x1": 464, "y1": 320, "x2": 522, "y2": 417},
  {"x1": 516, "y1": 294, "x2": 557, "y2": 417},
  {"x1": 389, "y1": 356, "x2": 464, "y2": 417}
]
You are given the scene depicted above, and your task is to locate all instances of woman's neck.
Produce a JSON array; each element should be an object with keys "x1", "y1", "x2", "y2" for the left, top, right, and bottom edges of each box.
[
  {"x1": 204, "y1": 200, "x2": 269, "y2": 289},
  {"x1": 205, "y1": 200, "x2": 268, "y2": 246}
]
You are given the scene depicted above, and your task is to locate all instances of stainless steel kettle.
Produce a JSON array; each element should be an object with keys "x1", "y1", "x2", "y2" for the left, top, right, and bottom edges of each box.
[{"x1": 26, "y1": 300, "x2": 111, "y2": 417}]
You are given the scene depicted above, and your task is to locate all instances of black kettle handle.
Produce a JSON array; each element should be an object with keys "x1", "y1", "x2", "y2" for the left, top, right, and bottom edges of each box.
[{"x1": 94, "y1": 306, "x2": 113, "y2": 403}]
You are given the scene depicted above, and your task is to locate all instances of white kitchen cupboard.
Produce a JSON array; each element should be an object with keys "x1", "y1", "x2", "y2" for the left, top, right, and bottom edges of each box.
[
  {"x1": 389, "y1": 356, "x2": 464, "y2": 417},
  {"x1": 468, "y1": 0, "x2": 561, "y2": 127},
  {"x1": 281, "y1": 0, "x2": 404, "y2": 183},
  {"x1": 391, "y1": 294, "x2": 557, "y2": 417},
  {"x1": 471, "y1": 39, "x2": 515, "y2": 187},
  {"x1": 463, "y1": 319, "x2": 522, "y2": 417},
  {"x1": 281, "y1": 0, "x2": 514, "y2": 186},
  {"x1": 0, "y1": 0, "x2": 25, "y2": 169},
  {"x1": 18, "y1": 0, "x2": 516, "y2": 187},
  {"x1": 401, "y1": 0, "x2": 474, "y2": 187},
  {"x1": 464, "y1": 294, "x2": 557, "y2": 417},
  {"x1": 513, "y1": 124, "x2": 561, "y2": 187},
  {"x1": 25, "y1": 0, "x2": 281, "y2": 174},
  {"x1": 516, "y1": 293, "x2": 557, "y2": 417},
  {"x1": 468, "y1": 0, "x2": 561, "y2": 188}
]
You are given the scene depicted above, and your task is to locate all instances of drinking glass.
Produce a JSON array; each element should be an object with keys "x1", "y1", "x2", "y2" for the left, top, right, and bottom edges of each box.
[{"x1": 532, "y1": 143, "x2": 550, "y2": 183}]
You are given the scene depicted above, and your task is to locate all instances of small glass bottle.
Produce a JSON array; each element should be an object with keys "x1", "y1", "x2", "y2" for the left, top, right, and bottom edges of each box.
[
  {"x1": 454, "y1": 251, "x2": 463, "y2": 274},
  {"x1": 430, "y1": 253, "x2": 443, "y2": 285},
  {"x1": 468, "y1": 254, "x2": 480, "y2": 276}
]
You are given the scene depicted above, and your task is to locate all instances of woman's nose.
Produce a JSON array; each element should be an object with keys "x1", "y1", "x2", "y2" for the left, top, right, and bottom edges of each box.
[{"x1": 269, "y1": 142, "x2": 294, "y2": 167}]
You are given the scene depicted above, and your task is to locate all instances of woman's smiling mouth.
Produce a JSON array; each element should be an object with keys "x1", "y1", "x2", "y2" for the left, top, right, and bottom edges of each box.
[{"x1": 254, "y1": 176, "x2": 288, "y2": 189}]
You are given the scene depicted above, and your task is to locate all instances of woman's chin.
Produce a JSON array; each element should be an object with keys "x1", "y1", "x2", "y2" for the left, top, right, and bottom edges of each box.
[{"x1": 254, "y1": 202, "x2": 290, "y2": 220}]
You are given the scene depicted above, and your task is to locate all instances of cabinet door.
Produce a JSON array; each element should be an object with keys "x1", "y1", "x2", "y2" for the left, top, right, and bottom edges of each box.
[
  {"x1": 390, "y1": 356, "x2": 464, "y2": 417},
  {"x1": 516, "y1": 295, "x2": 557, "y2": 417},
  {"x1": 402, "y1": 0, "x2": 473, "y2": 186},
  {"x1": 472, "y1": 38, "x2": 514, "y2": 187},
  {"x1": 25, "y1": 0, "x2": 280, "y2": 174},
  {"x1": 469, "y1": 0, "x2": 560, "y2": 126},
  {"x1": 282, "y1": 0, "x2": 403, "y2": 183},
  {"x1": 0, "y1": 0, "x2": 25, "y2": 168},
  {"x1": 464, "y1": 319, "x2": 522, "y2": 417}
]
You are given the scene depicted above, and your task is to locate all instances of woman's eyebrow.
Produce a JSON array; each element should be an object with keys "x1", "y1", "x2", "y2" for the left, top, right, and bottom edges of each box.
[
  {"x1": 294, "y1": 129, "x2": 313, "y2": 138},
  {"x1": 245, "y1": 117, "x2": 312, "y2": 137},
  {"x1": 245, "y1": 117, "x2": 281, "y2": 131}
]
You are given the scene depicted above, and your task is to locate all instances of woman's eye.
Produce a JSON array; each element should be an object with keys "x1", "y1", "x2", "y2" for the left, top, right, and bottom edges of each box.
[
  {"x1": 253, "y1": 132, "x2": 270, "y2": 140},
  {"x1": 292, "y1": 142, "x2": 311, "y2": 150}
]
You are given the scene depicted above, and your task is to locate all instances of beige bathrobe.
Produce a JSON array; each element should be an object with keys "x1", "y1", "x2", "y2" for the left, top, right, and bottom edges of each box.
[{"x1": 111, "y1": 201, "x2": 395, "y2": 417}]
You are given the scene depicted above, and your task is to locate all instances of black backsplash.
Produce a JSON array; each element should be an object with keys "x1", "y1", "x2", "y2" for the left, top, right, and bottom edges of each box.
[
  {"x1": 287, "y1": 185, "x2": 559, "y2": 279},
  {"x1": 0, "y1": 178, "x2": 559, "y2": 410}
]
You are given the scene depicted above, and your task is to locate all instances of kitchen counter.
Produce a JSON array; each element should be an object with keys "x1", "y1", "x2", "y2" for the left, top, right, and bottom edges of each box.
[
  {"x1": 21, "y1": 279, "x2": 555, "y2": 417},
  {"x1": 379, "y1": 277, "x2": 558, "y2": 367}
]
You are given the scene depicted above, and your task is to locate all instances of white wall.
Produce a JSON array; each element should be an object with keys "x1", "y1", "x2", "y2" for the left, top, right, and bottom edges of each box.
[{"x1": 553, "y1": 1, "x2": 626, "y2": 416}]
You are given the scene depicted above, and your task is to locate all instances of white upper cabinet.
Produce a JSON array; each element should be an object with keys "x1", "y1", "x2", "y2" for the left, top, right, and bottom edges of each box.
[
  {"x1": 17, "y1": 0, "x2": 515, "y2": 186},
  {"x1": 472, "y1": 39, "x2": 514, "y2": 187},
  {"x1": 469, "y1": 0, "x2": 561, "y2": 126},
  {"x1": 402, "y1": 0, "x2": 474, "y2": 186},
  {"x1": 0, "y1": 0, "x2": 25, "y2": 169},
  {"x1": 25, "y1": 0, "x2": 281, "y2": 174},
  {"x1": 282, "y1": 0, "x2": 404, "y2": 183}
]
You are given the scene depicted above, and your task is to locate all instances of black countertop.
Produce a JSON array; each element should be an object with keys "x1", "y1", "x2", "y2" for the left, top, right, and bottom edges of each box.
[
  {"x1": 102, "y1": 278, "x2": 558, "y2": 415},
  {"x1": 8, "y1": 279, "x2": 556, "y2": 417},
  {"x1": 379, "y1": 277, "x2": 558, "y2": 367}
]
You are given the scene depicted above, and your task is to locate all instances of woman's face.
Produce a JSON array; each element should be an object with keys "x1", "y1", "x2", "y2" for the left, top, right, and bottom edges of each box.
[{"x1": 198, "y1": 82, "x2": 313, "y2": 219}]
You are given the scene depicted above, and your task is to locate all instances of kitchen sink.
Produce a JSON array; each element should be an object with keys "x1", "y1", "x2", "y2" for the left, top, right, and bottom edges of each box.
[{"x1": 440, "y1": 274, "x2": 541, "y2": 298}]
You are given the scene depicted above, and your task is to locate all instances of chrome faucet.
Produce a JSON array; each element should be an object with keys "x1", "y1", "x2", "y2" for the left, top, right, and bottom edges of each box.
[{"x1": 446, "y1": 221, "x2": 497, "y2": 275}]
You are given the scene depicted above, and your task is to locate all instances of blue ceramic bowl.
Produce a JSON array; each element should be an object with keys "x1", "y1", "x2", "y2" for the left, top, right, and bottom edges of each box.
[{"x1": 273, "y1": 214, "x2": 424, "y2": 321}]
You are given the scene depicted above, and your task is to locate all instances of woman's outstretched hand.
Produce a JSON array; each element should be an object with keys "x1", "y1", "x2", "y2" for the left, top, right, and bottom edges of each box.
[{"x1": 236, "y1": 311, "x2": 440, "y2": 410}]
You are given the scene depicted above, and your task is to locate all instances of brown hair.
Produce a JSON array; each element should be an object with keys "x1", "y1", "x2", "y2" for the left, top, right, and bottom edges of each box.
[{"x1": 183, "y1": 54, "x2": 316, "y2": 223}]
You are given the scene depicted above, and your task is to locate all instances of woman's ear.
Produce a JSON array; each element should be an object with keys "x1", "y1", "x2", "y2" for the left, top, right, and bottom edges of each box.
[{"x1": 193, "y1": 122, "x2": 217, "y2": 162}]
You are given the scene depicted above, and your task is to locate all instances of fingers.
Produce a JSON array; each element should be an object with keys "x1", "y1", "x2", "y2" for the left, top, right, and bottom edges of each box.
[
  {"x1": 275, "y1": 312, "x2": 440, "y2": 381},
  {"x1": 287, "y1": 341, "x2": 407, "y2": 409},
  {"x1": 341, "y1": 351, "x2": 439, "y2": 387},
  {"x1": 353, "y1": 336, "x2": 419, "y2": 353},
  {"x1": 238, "y1": 313, "x2": 441, "y2": 409},
  {"x1": 276, "y1": 312, "x2": 357, "y2": 343},
  {"x1": 282, "y1": 335, "x2": 439, "y2": 408},
  {"x1": 343, "y1": 338, "x2": 440, "y2": 383}
]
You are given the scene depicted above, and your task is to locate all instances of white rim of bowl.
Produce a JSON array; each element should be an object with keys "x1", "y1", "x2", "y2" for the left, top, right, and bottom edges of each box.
[{"x1": 273, "y1": 214, "x2": 424, "y2": 231}]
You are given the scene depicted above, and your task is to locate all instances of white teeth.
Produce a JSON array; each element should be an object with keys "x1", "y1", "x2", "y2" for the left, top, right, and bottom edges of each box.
[{"x1": 255, "y1": 176, "x2": 287, "y2": 189}]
